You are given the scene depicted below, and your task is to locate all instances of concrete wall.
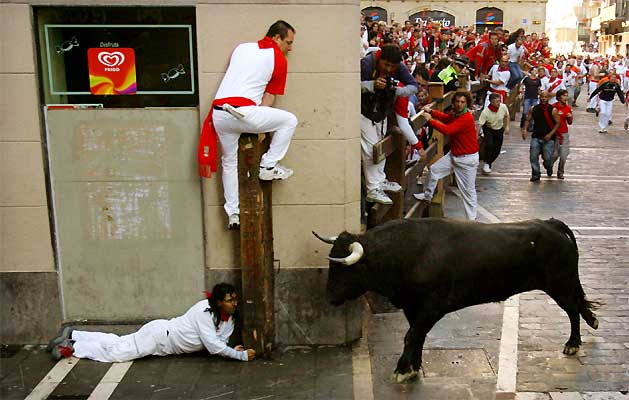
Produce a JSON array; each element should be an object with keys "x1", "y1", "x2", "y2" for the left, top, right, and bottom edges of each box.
[
  {"x1": 197, "y1": 0, "x2": 363, "y2": 344},
  {"x1": 360, "y1": 0, "x2": 548, "y2": 33},
  {"x1": 1, "y1": 0, "x2": 363, "y2": 345},
  {"x1": 0, "y1": 3, "x2": 61, "y2": 344}
]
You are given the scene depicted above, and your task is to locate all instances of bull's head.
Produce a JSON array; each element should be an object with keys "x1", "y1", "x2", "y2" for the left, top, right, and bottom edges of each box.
[{"x1": 313, "y1": 230, "x2": 366, "y2": 306}]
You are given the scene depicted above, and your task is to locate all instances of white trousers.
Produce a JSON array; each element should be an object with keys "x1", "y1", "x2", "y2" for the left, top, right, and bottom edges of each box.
[
  {"x1": 598, "y1": 100, "x2": 613, "y2": 129},
  {"x1": 588, "y1": 82, "x2": 599, "y2": 109},
  {"x1": 214, "y1": 106, "x2": 298, "y2": 216},
  {"x1": 423, "y1": 151, "x2": 479, "y2": 220},
  {"x1": 360, "y1": 115, "x2": 387, "y2": 191},
  {"x1": 72, "y1": 320, "x2": 170, "y2": 363}
]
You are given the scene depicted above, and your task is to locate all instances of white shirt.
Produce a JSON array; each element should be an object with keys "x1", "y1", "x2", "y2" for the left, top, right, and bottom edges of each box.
[
  {"x1": 563, "y1": 70, "x2": 577, "y2": 86},
  {"x1": 164, "y1": 300, "x2": 247, "y2": 361},
  {"x1": 541, "y1": 76, "x2": 565, "y2": 104},
  {"x1": 215, "y1": 42, "x2": 284, "y2": 105},
  {"x1": 478, "y1": 103, "x2": 509, "y2": 130},
  {"x1": 507, "y1": 43, "x2": 524, "y2": 63},
  {"x1": 488, "y1": 64, "x2": 510, "y2": 92}
]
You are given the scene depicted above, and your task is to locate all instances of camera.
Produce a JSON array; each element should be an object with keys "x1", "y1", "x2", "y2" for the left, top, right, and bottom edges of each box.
[{"x1": 385, "y1": 76, "x2": 400, "y2": 89}]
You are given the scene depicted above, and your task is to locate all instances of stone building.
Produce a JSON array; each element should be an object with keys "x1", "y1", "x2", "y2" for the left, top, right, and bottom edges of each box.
[
  {"x1": 361, "y1": 0, "x2": 548, "y2": 33},
  {"x1": 1, "y1": 1, "x2": 361, "y2": 345},
  {"x1": 590, "y1": 0, "x2": 629, "y2": 56}
]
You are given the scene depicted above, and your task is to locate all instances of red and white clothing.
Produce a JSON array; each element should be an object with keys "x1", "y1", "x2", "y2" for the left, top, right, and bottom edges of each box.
[
  {"x1": 72, "y1": 301, "x2": 247, "y2": 363},
  {"x1": 206, "y1": 37, "x2": 297, "y2": 217},
  {"x1": 485, "y1": 64, "x2": 510, "y2": 107},
  {"x1": 541, "y1": 76, "x2": 565, "y2": 104},
  {"x1": 421, "y1": 109, "x2": 479, "y2": 221}
]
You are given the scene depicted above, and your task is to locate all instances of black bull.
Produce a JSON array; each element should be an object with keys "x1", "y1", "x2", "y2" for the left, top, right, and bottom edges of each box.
[{"x1": 314, "y1": 218, "x2": 601, "y2": 383}]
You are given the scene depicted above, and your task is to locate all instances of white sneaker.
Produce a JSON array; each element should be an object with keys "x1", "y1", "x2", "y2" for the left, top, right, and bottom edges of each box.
[
  {"x1": 413, "y1": 193, "x2": 431, "y2": 201},
  {"x1": 366, "y1": 188, "x2": 393, "y2": 205},
  {"x1": 259, "y1": 164, "x2": 293, "y2": 181},
  {"x1": 380, "y1": 180, "x2": 402, "y2": 193},
  {"x1": 228, "y1": 214, "x2": 240, "y2": 230},
  {"x1": 482, "y1": 163, "x2": 492, "y2": 173},
  {"x1": 598, "y1": 128, "x2": 607, "y2": 133}
]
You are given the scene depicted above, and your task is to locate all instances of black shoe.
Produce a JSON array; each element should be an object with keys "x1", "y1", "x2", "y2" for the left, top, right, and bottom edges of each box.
[
  {"x1": 557, "y1": 172, "x2": 564, "y2": 180},
  {"x1": 47, "y1": 326, "x2": 74, "y2": 352},
  {"x1": 608, "y1": 120, "x2": 613, "y2": 126},
  {"x1": 546, "y1": 169, "x2": 553, "y2": 177},
  {"x1": 530, "y1": 176, "x2": 540, "y2": 182},
  {"x1": 586, "y1": 108, "x2": 595, "y2": 113}
]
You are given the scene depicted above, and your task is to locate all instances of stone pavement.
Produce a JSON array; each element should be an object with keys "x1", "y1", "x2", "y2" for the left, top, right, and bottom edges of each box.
[{"x1": 1, "y1": 98, "x2": 628, "y2": 400}]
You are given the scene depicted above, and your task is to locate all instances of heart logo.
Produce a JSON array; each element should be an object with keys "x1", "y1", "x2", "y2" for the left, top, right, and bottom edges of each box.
[{"x1": 97, "y1": 51, "x2": 125, "y2": 67}]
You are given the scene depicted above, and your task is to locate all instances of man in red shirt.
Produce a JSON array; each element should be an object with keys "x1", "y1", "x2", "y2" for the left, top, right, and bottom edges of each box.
[
  {"x1": 551, "y1": 89, "x2": 573, "y2": 180},
  {"x1": 413, "y1": 91, "x2": 479, "y2": 220},
  {"x1": 466, "y1": 32, "x2": 500, "y2": 77}
]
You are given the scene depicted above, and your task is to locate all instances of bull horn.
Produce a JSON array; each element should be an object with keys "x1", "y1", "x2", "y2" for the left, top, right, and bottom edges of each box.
[
  {"x1": 327, "y1": 242, "x2": 364, "y2": 266},
  {"x1": 312, "y1": 231, "x2": 337, "y2": 244}
]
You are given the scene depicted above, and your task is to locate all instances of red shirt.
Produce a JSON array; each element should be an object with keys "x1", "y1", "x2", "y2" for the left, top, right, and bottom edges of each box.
[
  {"x1": 428, "y1": 109, "x2": 479, "y2": 156},
  {"x1": 553, "y1": 102, "x2": 572, "y2": 134}
]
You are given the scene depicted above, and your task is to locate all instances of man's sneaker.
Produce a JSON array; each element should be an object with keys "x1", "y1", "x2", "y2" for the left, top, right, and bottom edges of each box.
[
  {"x1": 366, "y1": 188, "x2": 393, "y2": 205},
  {"x1": 413, "y1": 193, "x2": 431, "y2": 201},
  {"x1": 482, "y1": 163, "x2": 492, "y2": 173},
  {"x1": 557, "y1": 172, "x2": 565, "y2": 180},
  {"x1": 47, "y1": 326, "x2": 73, "y2": 352},
  {"x1": 380, "y1": 180, "x2": 402, "y2": 193},
  {"x1": 530, "y1": 176, "x2": 540, "y2": 182},
  {"x1": 228, "y1": 214, "x2": 240, "y2": 230},
  {"x1": 586, "y1": 108, "x2": 595, "y2": 113},
  {"x1": 51, "y1": 339, "x2": 74, "y2": 361},
  {"x1": 598, "y1": 128, "x2": 607, "y2": 133},
  {"x1": 546, "y1": 168, "x2": 553, "y2": 177},
  {"x1": 608, "y1": 120, "x2": 613, "y2": 126},
  {"x1": 259, "y1": 164, "x2": 293, "y2": 181}
]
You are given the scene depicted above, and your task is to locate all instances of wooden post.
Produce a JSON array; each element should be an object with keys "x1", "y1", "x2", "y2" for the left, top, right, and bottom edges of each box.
[
  {"x1": 238, "y1": 133, "x2": 274, "y2": 358},
  {"x1": 382, "y1": 121, "x2": 406, "y2": 223},
  {"x1": 427, "y1": 82, "x2": 445, "y2": 218}
]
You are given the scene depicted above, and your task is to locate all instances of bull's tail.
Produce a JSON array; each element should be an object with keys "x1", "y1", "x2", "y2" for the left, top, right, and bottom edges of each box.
[
  {"x1": 546, "y1": 218, "x2": 578, "y2": 251},
  {"x1": 546, "y1": 219, "x2": 603, "y2": 328},
  {"x1": 580, "y1": 296, "x2": 604, "y2": 329}
]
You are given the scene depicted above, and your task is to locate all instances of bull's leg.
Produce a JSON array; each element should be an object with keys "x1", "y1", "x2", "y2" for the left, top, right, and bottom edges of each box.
[
  {"x1": 394, "y1": 312, "x2": 442, "y2": 383},
  {"x1": 546, "y1": 292, "x2": 582, "y2": 355}
]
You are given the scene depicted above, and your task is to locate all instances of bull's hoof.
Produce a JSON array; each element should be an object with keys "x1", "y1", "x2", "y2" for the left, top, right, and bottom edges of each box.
[
  {"x1": 393, "y1": 369, "x2": 419, "y2": 383},
  {"x1": 562, "y1": 344, "x2": 580, "y2": 355}
]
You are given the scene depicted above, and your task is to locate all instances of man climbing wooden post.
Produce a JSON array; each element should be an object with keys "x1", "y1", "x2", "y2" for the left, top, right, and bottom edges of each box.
[{"x1": 197, "y1": 20, "x2": 299, "y2": 356}]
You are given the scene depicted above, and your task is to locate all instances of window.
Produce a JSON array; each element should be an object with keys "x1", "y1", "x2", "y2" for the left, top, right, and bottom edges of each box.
[{"x1": 35, "y1": 7, "x2": 198, "y2": 108}]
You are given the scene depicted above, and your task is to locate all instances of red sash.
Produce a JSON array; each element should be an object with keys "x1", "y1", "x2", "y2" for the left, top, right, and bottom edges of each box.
[
  {"x1": 198, "y1": 97, "x2": 256, "y2": 178},
  {"x1": 488, "y1": 87, "x2": 507, "y2": 103},
  {"x1": 549, "y1": 78, "x2": 563, "y2": 93}
]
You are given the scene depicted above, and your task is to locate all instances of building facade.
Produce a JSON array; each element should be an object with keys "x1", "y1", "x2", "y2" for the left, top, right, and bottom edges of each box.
[
  {"x1": 1, "y1": 1, "x2": 362, "y2": 345},
  {"x1": 361, "y1": 0, "x2": 548, "y2": 33},
  {"x1": 590, "y1": 0, "x2": 629, "y2": 56}
]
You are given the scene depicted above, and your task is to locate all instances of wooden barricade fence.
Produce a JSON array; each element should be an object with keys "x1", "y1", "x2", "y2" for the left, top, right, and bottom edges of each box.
[
  {"x1": 368, "y1": 82, "x2": 458, "y2": 227},
  {"x1": 237, "y1": 133, "x2": 274, "y2": 358}
]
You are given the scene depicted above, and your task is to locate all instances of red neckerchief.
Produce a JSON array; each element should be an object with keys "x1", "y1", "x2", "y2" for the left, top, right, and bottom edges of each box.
[
  {"x1": 488, "y1": 104, "x2": 500, "y2": 113},
  {"x1": 498, "y1": 65, "x2": 509, "y2": 72},
  {"x1": 203, "y1": 291, "x2": 230, "y2": 321}
]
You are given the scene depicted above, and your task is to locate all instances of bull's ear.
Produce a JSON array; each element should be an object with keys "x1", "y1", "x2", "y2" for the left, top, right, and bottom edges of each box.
[{"x1": 312, "y1": 231, "x2": 337, "y2": 244}]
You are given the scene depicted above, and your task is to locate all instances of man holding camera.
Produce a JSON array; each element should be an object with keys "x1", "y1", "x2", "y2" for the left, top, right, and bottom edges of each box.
[{"x1": 361, "y1": 45, "x2": 419, "y2": 204}]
